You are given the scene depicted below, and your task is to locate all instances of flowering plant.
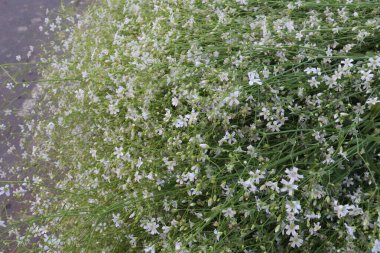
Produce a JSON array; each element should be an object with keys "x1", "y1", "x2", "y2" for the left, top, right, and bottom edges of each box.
[{"x1": 0, "y1": 0, "x2": 379, "y2": 252}]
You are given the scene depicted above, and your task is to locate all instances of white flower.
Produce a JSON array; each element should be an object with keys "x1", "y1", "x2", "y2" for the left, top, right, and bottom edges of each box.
[
  {"x1": 112, "y1": 213, "x2": 122, "y2": 228},
  {"x1": 344, "y1": 223, "x2": 356, "y2": 239},
  {"x1": 174, "y1": 115, "x2": 187, "y2": 128},
  {"x1": 215, "y1": 8, "x2": 227, "y2": 24},
  {"x1": 285, "y1": 167, "x2": 304, "y2": 183},
  {"x1": 89, "y1": 148, "x2": 97, "y2": 158},
  {"x1": 214, "y1": 229, "x2": 222, "y2": 241},
  {"x1": 248, "y1": 170, "x2": 265, "y2": 184},
  {"x1": 199, "y1": 144, "x2": 209, "y2": 149},
  {"x1": 246, "y1": 145, "x2": 258, "y2": 157},
  {"x1": 163, "y1": 158, "x2": 176, "y2": 172},
  {"x1": 310, "y1": 222, "x2": 321, "y2": 235},
  {"x1": 6, "y1": 83, "x2": 14, "y2": 90},
  {"x1": 359, "y1": 70, "x2": 374, "y2": 82},
  {"x1": 236, "y1": 0, "x2": 248, "y2": 5},
  {"x1": 368, "y1": 56, "x2": 380, "y2": 69},
  {"x1": 144, "y1": 245, "x2": 155, "y2": 253},
  {"x1": 248, "y1": 71, "x2": 262, "y2": 85},
  {"x1": 286, "y1": 201, "x2": 302, "y2": 214},
  {"x1": 0, "y1": 185, "x2": 10, "y2": 197},
  {"x1": 143, "y1": 219, "x2": 160, "y2": 235},
  {"x1": 82, "y1": 71, "x2": 88, "y2": 79},
  {"x1": 172, "y1": 97, "x2": 179, "y2": 107},
  {"x1": 108, "y1": 102, "x2": 120, "y2": 115},
  {"x1": 289, "y1": 235, "x2": 303, "y2": 248},
  {"x1": 75, "y1": 89, "x2": 85, "y2": 100},
  {"x1": 127, "y1": 235, "x2": 137, "y2": 246},
  {"x1": 304, "y1": 67, "x2": 321, "y2": 75},
  {"x1": 259, "y1": 107, "x2": 270, "y2": 120},
  {"x1": 338, "y1": 148, "x2": 349, "y2": 161},
  {"x1": 341, "y1": 58, "x2": 353, "y2": 69},
  {"x1": 175, "y1": 241, "x2": 182, "y2": 251},
  {"x1": 366, "y1": 97, "x2": 379, "y2": 107},
  {"x1": 224, "y1": 91, "x2": 240, "y2": 106},
  {"x1": 222, "y1": 207, "x2": 236, "y2": 218},
  {"x1": 220, "y1": 131, "x2": 237, "y2": 145},
  {"x1": 240, "y1": 178, "x2": 257, "y2": 193},
  {"x1": 185, "y1": 110, "x2": 198, "y2": 125},
  {"x1": 218, "y1": 72, "x2": 229, "y2": 82},
  {"x1": 285, "y1": 222, "x2": 299, "y2": 236},
  {"x1": 307, "y1": 76, "x2": 320, "y2": 88},
  {"x1": 266, "y1": 120, "x2": 281, "y2": 132},
  {"x1": 280, "y1": 179, "x2": 298, "y2": 196},
  {"x1": 0, "y1": 220, "x2": 6, "y2": 227},
  {"x1": 113, "y1": 146, "x2": 124, "y2": 159},
  {"x1": 372, "y1": 239, "x2": 380, "y2": 253},
  {"x1": 333, "y1": 201, "x2": 350, "y2": 218}
]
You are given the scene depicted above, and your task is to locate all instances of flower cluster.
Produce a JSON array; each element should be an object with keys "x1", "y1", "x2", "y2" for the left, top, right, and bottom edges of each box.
[{"x1": 0, "y1": 0, "x2": 379, "y2": 252}]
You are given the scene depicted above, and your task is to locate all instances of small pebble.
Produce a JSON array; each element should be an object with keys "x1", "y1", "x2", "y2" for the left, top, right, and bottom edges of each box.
[
  {"x1": 17, "y1": 26, "x2": 28, "y2": 32},
  {"x1": 31, "y1": 17, "x2": 42, "y2": 24}
]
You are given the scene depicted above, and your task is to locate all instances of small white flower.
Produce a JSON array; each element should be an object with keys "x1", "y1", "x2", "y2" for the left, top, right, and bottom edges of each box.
[
  {"x1": 82, "y1": 71, "x2": 88, "y2": 79},
  {"x1": 285, "y1": 167, "x2": 304, "y2": 183},
  {"x1": 0, "y1": 220, "x2": 6, "y2": 227},
  {"x1": 222, "y1": 207, "x2": 236, "y2": 218},
  {"x1": 344, "y1": 223, "x2": 356, "y2": 239},
  {"x1": 75, "y1": 89, "x2": 85, "y2": 100},
  {"x1": 248, "y1": 170, "x2": 265, "y2": 184},
  {"x1": 220, "y1": 131, "x2": 237, "y2": 145},
  {"x1": 172, "y1": 97, "x2": 179, "y2": 107},
  {"x1": 199, "y1": 144, "x2": 209, "y2": 149},
  {"x1": 333, "y1": 201, "x2": 350, "y2": 218},
  {"x1": 143, "y1": 218, "x2": 160, "y2": 235},
  {"x1": 0, "y1": 185, "x2": 10, "y2": 197},
  {"x1": 175, "y1": 241, "x2": 182, "y2": 251},
  {"x1": 341, "y1": 58, "x2": 353, "y2": 69},
  {"x1": 113, "y1": 147, "x2": 124, "y2": 159},
  {"x1": 285, "y1": 222, "x2": 299, "y2": 237},
  {"x1": 266, "y1": 120, "x2": 281, "y2": 132},
  {"x1": 108, "y1": 102, "x2": 119, "y2": 115},
  {"x1": 372, "y1": 239, "x2": 380, "y2": 253},
  {"x1": 144, "y1": 245, "x2": 155, "y2": 253},
  {"x1": 6, "y1": 83, "x2": 14, "y2": 90},
  {"x1": 286, "y1": 201, "x2": 302, "y2": 214},
  {"x1": 240, "y1": 178, "x2": 257, "y2": 193},
  {"x1": 224, "y1": 91, "x2": 240, "y2": 106},
  {"x1": 310, "y1": 222, "x2": 321, "y2": 235},
  {"x1": 289, "y1": 235, "x2": 303, "y2": 248},
  {"x1": 259, "y1": 107, "x2": 270, "y2": 120},
  {"x1": 214, "y1": 229, "x2": 222, "y2": 241},
  {"x1": 338, "y1": 148, "x2": 349, "y2": 161},
  {"x1": 89, "y1": 148, "x2": 97, "y2": 158},
  {"x1": 246, "y1": 145, "x2": 258, "y2": 157},
  {"x1": 236, "y1": 0, "x2": 248, "y2": 5},
  {"x1": 112, "y1": 213, "x2": 122, "y2": 228},
  {"x1": 359, "y1": 70, "x2": 374, "y2": 82},
  {"x1": 218, "y1": 72, "x2": 229, "y2": 82},
  {"x1": 174, "y1": 115, "x2": 187, "y2": 128},
  {"x1": 280, "y1": 179, "x2": 298, "y2": 196},
  {"x1": 366, "y1": 97, "x2": 379, "y2": 107},
  {"x1": 248, "y1": 71, "x2": 262, "y2": 85},
  {"x1": 307, "y1": 76, "x2": 320, "y2": 88}
]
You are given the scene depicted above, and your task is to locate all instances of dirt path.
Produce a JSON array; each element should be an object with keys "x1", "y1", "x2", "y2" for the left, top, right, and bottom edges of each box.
[{"x1": 0, "y1": 1, "x2": 89, "y2": 250}]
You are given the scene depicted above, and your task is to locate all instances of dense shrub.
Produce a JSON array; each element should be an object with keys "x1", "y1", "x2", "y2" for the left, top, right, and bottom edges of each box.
[{"x1": 1, "y1": 0, "x2": 380, "y2": 252}]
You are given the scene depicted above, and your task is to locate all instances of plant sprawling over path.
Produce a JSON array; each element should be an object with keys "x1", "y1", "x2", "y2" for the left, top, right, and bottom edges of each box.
[{"x1": 1, "y1": 0, "x2": 380, "y2": 252}]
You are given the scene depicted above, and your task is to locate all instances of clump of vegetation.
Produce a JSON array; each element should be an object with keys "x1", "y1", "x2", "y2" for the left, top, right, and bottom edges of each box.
[{"x1": 1, "y1": 0, "x2": 379, "y2": 252}]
